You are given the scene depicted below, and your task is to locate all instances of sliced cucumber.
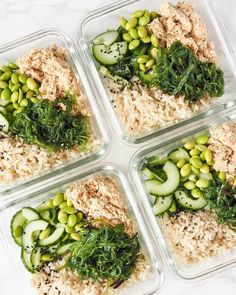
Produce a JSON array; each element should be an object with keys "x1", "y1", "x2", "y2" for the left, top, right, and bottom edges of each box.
[
  {"x1": 22, "y1": 219, "x2": 48, "y2": 253},
  {"x1": 10, "y1": 210, "x2": 26, "y2": 246},
  {"x1": 145, "y1": 161, "x2": 180, "y2": 196},
  {"x1": 39, "y1": 210, "x2": 51, "y2": 221},
  {"x1": 93, "y1": 41, "x2": 128, "y2": 65},
  {"x1": 168, "y1": 147, "x2": 190, "y2": 163},
  {"x1": 38, "y1": 227, "x2": 65, "y2": 247},
  {"x1": 21, "y1": 248, "x2": 34, "y2": 273},
  {"x1": 147, "y1": 155, "x2": 168, "y2": 166},
  {"x1": 22, "y1": 207, "x2": 40, "y2": 221},
  {"x1": 92, "y1": 30, "x2": 119, "y2": 46},
  {"x1": 31, "y1": 247, "x2": 43, "y2": 271},
  {"x1": 56, "y1": 241, "x2": 74, "y2": 256},
  {"x1": 175, "y1": 190, "x2": 207, "y2": 210},
  {"x1": 0, "y1": 113, "x2": 9, "y2": 133},
  {"x1": 142, "y1": 167, "x2": 161, "y2": 181},
  {"x1": 153, "y1": 195, "x2": 173, "y2": 216}
]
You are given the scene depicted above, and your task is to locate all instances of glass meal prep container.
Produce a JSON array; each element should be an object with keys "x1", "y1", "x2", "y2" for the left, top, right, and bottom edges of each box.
[
  {"x1": 77, "y1": 0, "x2": 236, "y2": 145},
  {"x1": 130, "y1": 107, "x2": 236, "y2": 280},
  {"x1": 0, "y1": 28, "x2": 109, "y2": 198},
  {"x1": 0, "y1": 163, "x2": 164, "y2": 295}
]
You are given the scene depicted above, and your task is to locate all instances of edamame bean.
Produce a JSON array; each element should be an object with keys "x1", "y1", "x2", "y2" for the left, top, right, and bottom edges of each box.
[
  {"x1": 1, "y1": 88, "x2": 11, "y2": 100},
  {"x1": 200, "y1": 151, "x2": 206, "y2": 161},
  {"x1": 190, "y1": 149, "x2": 200, "y2": 156},
  {"x1": 177, "y1": 158, "x2": 186, "y2": 168},
  {"x1": 8, "y1": 80, "x2": 14, "y2": 90},
  {"x1": 71, "y1": 232, "x2": 81, "y2": 241},
  {"x1": 131, "y1": 10, "x2": 144, "y2": 18},
  {"x1": 196, "y1": 178, "x2": 209, "y2": 188},
  {"x1": 195, "y1": 144, "x2": 207, "y2": 152},
  {"x1": 11, "y1": 83, "x2": 21, "y2": 92},
  {"x1": 141, "y1": 36, "x2": 151, "y2": 43},
  {"x1": 129, "y1": 39, "x2": 140, "y2": 50},
  {"x1": 19, "y1": 73, "x2": 29, "y2": 84},
  {"x1": 20, "y1": 98, "x2": 28, "y2": 107},
  {"x1": 151, "y1": 34, "x2": 158, "y2": 47},
  {"x1": 46, "y1": 199, "x2": 55, "y2": 209},
  {"x1": 42, "y1": 254, "x2": 54, "y2": 262},
  {"x1": 1, "y1": 66, "x2": 11, "y2": 72},
  {"x1": 39, "y1": 227, "x2": 51, "y2": 240},
  {"x1": 129, "y1": 28, "x2": 139, "y2": 39},
  {"x1": 14, "y1": 225, "x2": 23, "y2": 238},
  {"x1": 77, "y1": 212, "x2": 83, "y2": 221},
  {"x1": 58, "y1": 210, "x2": 68, "y2": 224},
  {"x1": 18, "y1": 89, "x2": 23, "y2": 102},
  {"x1": 146, "y1": 59, "x2": 155, "y2": 68},
  {"x1": 75, "y1": 223, "x2": 83, "y2": 231},
  {"x1": 13, "y1": 107, "x2": 23, "y2": 115},
  {"x1": 138, "y1": 15, "x2": 150, "y2": 26},
  {"x1": 139, "y1": 63, "x2": 146, "y2": 72},
  {"x1": 150, "y1": 11, "x2": 158, "y2": 20},
  {"x1": 67, "y1": 199, "x2": 73, "y2": 207},
  {"x1": 205, "y1": 149, "x2": 213, "y2": 163},
  {"x1": 184, "y1": 181, "x2": 196, "y2": 190},
  {"x1": 40, "y1": 209, "x2": 50, "y2": 220},
  {"x1": 200, "y1": 164, "x2": 210, "y2": 174},
  {"x1": 191, "y1": 166, "x2": 200, "y2": 175},
  {"x1": 53, "y1": 192, "x2": 64, "y2": 207},
  {"x1": 181, "y1": 176, "x2": 188, "y2": 182},
  {"x1": 150, "y1": 47, "x2": 158, "y2": 59},
  {"x1": 144, "y1": 9, "x2": 150, "y2": 17},
  {"x1": 137, "y1": 55, "x2": 149, "y2": 64},
  {"x1": 68, "y1": 214, "x2": 77, "y2": 227},
  {"x1": 123, "y1": 33, "x2": 133, "y2": 42},
  {"x1": 1, "y1": 71, "x2": 12, "y2": 81},
  {"x1": 0, "y1": 81, "x2": 8, "y2": 89},
  {"x1": 138, "y1": 26, "x2": 147, "y2": 38},
  {"x1": 191, "y1": 188, "x2": 203, "y2": 199},
  {"x1": 25, "y1": 90, "x2": 34, "y2": 99},
  {"x1": 65, "y1": 224, "x2": 74, "y2": 234},
  {"x1": 11, "y1": 72, "x2": 19, "y2": 84},
  {"x1": 184, "y1": 140, "x2": 195, "y2": 150},
  {"x1": 190, "y1": 157, "x2": 203, "y2": 169},
  {"x1": 59, "y1": 201, "x2": 67, "y2": 209},
  {"x1": 8, "y1": 62, "x2": 18, "y2": 70},
  {"x1": 6, "y1": 104, "x2": 14, "y2": 112},
  {"x1": 120, "y1": 16, "x2": 128, "y2": 29},
  {"x1": 218, "y1": 171, "x2": 226, "y2": 181},
  {"x1": 188, "y1": 174, "x2": 197, "y2": 182},
  {"x1": 196, "y1": 135, "x2": 209, "y2": 145},
  {"x1": 22, "y1": 84, "x2": 29, "y2": 93},
  {"x1": 27, "y1": 78, "x2": 38, "y2": 90},
  {"x1": 64, "y1": 206, "x2": 77, "y2": 214},
  {"x1": 180, "y1": 163, "x2": 191, "y2": 177},
  {"x1": 11, "y1": 91, "x2": 19, "y2": 103},
  {"x1": 126, "y1": 17, "x2": 138, "y2": 30},
  {"x1": 31, "y1": 97, "x2": 40, "y2": 103}
]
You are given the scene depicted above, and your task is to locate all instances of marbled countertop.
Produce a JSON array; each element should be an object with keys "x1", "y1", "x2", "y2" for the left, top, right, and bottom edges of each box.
[{"x1": 0, "y1": 0, "x2": 235, "y2": 294}]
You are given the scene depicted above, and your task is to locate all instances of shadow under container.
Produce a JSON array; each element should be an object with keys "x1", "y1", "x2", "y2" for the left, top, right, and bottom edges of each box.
[
  {"x1": 0, "y1": 163, "x2": 164, "y2": 295},
  {"x1": 0, "y1": 29, "x2": 109, "y2": 198},
  {"x1": 130, "y1": 109, "x2": 236, "y2": 280},
  {"x1": 77, "y1": 0, "x2": 236, "y2": 145}
]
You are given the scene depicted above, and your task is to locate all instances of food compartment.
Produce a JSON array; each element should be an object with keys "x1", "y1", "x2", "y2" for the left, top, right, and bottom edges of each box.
[
  {"x1": 130, "y1": 110, "x2": 236, "y2": 280},
  {"x1": 0, "y1": 29, "x2": 109, "y2": 197},
  {"x1": 78, "y1": 0, "x2": 236, "y2": 144},
  {"x1": 0, "y1": 164, "x2": 163, "y2": 295}
]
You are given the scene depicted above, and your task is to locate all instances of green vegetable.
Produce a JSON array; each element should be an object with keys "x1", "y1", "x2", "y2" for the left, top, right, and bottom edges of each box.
[
  {"x1": 10, "y1": 98, "x2": 88, "y2": 151},
  {"x1": 150, "y1": 41, "x2": 224, "y2": 102},
  {"x1": 67, "y1": 225, "x2": 140, "y2": 286}
]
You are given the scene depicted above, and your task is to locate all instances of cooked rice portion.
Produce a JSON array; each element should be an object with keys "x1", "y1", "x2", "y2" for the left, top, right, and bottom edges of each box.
[
  {"x1": 32, "y1": 176, "x2": 150, "y2": 295},
  {"x1": 159, "y1": 211, "x2": 236, "y2": 264},
  {"x1": 209, "y1": 122, "x2": 236, "y2": 184},
  {"x1": 107, "y1": 79, "x2": 209, "y2": 136},
  {"x1": 149, "y1": 2, "x2": 218, "y2": 63}
]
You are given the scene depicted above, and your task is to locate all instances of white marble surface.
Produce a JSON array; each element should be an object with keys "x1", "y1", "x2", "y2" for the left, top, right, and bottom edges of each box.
[{"x1": 0, "y1": 0, "x2": 236, "y2": 294}]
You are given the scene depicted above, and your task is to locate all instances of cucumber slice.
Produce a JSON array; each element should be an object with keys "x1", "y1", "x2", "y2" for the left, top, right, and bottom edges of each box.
[
  {"x1": 92, "y1": 30, "x2": 119, "y2": 46},
  {"x1": 145, "y1": 161, "x2": 180, "y2": 196},
  {"x1": 56, "y1": 241, "x2": 74, "y2": 256},
  {"x1": 93, "y1": 41, "x2": 128, "y2": 65},
  {"x1": 175, "y1": 190, "x2": 207, "y2": 210},
  {"x1": 142, "y1": 167, "x2": 161, "y2": 181},
  {"x1": 30, "y1": 247, "x2": 43, "y2": 272},
  {"x1": 11, "y1": 210, "x2": 26, "y2": 246},
  {"x1": 21, "y1": 248, "x2": 35, "y2": 273},
  {"x1": 38, "y1": 227, "x2": 65, "y2": 247},
  {"x1": 22, "y1": 207, "x2": 40, "y2": 221},
  {"x1": 99, "y1": 65, "x2": 130, "y2": 87},
  {"x1": 39, "y1": 210, "x2": 51, "y2": 221},
  {"x1": 153, "y1": 195, "x2": 173, "y2": 216},
  {"x1": 147, "y1": 155, "x2": 168, "y2": 166},
  {"x1": 0, "y1": 113, "x2": 9, "y2": 133},
  {"x1": 22, "y1": 219, "x2": 48, "y2": 253},
  {"x1": 168, "y1": 147, "x2": 190, "y2": 163}
]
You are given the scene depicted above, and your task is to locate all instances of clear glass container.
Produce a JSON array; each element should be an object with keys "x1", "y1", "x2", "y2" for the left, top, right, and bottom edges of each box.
[
  {"x1": 129, "y1": 107, "x2": 236, "y2": 280},
  {"x1": 0, "y1": 28, "x2": 109, "y2": 198},
  {"x1": 0, "y1": 163, "x2": 164, "y2": 295},
  {"x1": 77, "y1": 0, "x2": 236, "y2": 144}
]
